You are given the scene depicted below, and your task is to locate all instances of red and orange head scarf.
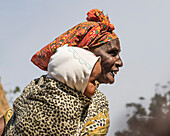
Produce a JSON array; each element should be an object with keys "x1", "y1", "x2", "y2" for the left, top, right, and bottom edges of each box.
[{"x1": 31, "y1": 9, "x2": 118, "y2": 71}]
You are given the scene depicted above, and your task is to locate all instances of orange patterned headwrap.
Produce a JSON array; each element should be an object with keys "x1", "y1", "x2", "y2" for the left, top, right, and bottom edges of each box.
[{"x1": 31, "y1": 9, "x2": 118, "y2": 71}]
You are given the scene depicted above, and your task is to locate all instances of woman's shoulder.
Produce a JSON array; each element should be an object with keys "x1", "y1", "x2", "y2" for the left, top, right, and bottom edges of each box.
[
  {"x1": 86, "y1": 89, "x2": 109, "y2": 117},
  {"x1": 80, "y1": 89, "x2": 110, "y2": 135},
  {"x1": 93, "y1": 89, "x2": 109, "y2": 109}
]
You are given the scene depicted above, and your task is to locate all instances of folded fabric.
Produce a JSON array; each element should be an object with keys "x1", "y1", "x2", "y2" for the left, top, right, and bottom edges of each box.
[
  {"x1": 48, "y1": 46, "x2": 100, "y2": 94},
  {"x1": 31, "y1": 9, "x2": 118, "y2": 71}
]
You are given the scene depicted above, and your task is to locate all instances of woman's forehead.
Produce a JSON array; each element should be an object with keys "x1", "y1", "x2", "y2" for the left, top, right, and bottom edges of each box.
[{"x1": 100, "y1": 39, "x2": 120, "y2": 51}]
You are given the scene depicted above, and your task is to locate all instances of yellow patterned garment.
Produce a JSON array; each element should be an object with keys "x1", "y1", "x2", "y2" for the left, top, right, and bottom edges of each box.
[
  {"x1": 3, "y1": 108, "x2": 14, "y2": 127},
  {"x1": 4, "y1": 75, "x2": 110, "y2": 135},
  {"x1": 81, "y1": 111, "x2": 110, "y2": 136}
]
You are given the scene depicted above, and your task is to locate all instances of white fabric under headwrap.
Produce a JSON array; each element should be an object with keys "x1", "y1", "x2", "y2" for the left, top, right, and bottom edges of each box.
[{"x1": 48, "y1": 46, "x2": 100, "y2": 94}]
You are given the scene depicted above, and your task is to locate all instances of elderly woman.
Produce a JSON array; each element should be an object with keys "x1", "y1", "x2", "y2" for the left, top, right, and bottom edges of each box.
[{"x1": 1, "y1": 9, "x2": 123, "y2": 136}]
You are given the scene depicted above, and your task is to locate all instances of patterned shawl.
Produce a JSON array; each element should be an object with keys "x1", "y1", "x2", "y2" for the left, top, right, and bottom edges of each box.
[
  {"x1": 31, "y1": 9, "x2": 118, "y2": 71},
  {"x1": 4, "y1": 75, "x2": 110, "y2": 135}
]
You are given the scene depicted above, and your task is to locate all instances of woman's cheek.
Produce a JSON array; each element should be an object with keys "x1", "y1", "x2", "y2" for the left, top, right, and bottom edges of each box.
[
  {"x1": 87, "y1": 84, "x2": 96, "y2": 96},
  {"x1": 90, "y1": 85, "x2": 96, "y2": 95}
]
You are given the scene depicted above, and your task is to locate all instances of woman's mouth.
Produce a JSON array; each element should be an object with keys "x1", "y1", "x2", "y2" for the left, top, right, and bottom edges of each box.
[
  {"x1": 111, "y1": 71, "x2": 115, "y2": 77},
  {"x1": 111, "y1": 71, "x2": 118, "y2": 77}
]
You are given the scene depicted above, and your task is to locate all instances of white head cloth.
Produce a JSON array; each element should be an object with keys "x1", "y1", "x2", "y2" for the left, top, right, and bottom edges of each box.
[{"x1": 48, "y1": 46, "x2": 100, "y2": 94}]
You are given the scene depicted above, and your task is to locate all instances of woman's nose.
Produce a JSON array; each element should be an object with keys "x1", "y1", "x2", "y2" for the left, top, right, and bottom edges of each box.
[{"x1": 115, "y1": 57, "x2": 123, "y2": 68}]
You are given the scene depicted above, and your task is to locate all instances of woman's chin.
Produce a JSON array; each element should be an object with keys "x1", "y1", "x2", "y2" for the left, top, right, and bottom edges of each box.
[
  {"x1": 97, "y1": 75, "x2": 115, "y2": 84},
  {"x1": 105, "y1": 73, "x2": 115, "y2": 84},
  {"x1": 107, "y1": 78, "x2": 115, "y2": 84}
]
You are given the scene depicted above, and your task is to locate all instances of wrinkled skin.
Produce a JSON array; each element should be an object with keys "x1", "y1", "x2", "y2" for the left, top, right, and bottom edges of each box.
[{"x1": 90, "y1": 39, "x2": 123, "y2": 84}]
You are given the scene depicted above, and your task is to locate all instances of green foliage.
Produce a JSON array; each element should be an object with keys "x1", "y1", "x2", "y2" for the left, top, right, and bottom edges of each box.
[
  {"x1": 115, "y1": 81, "x2": 170, "y2": 136},
  {"x1": 13, "y1": 86, "x2": 20, "y2": 94},
  {"x1": 5, "y1": 86, "x2": 21, "y2": 106}
]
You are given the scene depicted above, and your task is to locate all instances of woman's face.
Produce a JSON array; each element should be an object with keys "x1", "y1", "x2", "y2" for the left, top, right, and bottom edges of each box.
[
  {"x1": 91, "y1": 39, "x2": 123, "y2": 84},
  {"x1": 84, "y1": 61, "x2": 101, "y2": 98}
]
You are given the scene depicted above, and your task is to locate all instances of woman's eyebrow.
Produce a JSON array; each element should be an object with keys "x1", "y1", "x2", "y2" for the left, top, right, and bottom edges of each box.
[{"x1": 107, "y1": 48, "x2": 118, "y2": 53}]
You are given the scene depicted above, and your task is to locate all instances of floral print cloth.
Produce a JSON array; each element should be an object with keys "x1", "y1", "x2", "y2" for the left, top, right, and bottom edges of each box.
[{"x1": 31, "y1": 9, "x2": 118, "y2": 71}]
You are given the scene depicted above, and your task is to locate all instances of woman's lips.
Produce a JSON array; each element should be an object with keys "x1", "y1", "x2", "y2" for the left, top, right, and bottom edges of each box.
[
  {"x1": 110, "y1": 71, "x2": 118, "y2": 77},
  {"x1": 111, "y1": 71, "x2": 115, "y2": 77},
  {"x1": 114, "y1": 71, "x2": 118, "y2": 74}
]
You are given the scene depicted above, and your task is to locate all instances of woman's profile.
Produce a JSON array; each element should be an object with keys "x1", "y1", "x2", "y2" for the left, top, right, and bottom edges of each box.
[{"x1": 1, "y1": 9, "x2": 123, "y2": 135}]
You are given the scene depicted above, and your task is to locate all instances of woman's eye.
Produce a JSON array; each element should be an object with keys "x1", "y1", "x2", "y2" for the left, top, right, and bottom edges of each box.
[{"x1": 108, "y1": 50, "x2": 118, "y2": 56}]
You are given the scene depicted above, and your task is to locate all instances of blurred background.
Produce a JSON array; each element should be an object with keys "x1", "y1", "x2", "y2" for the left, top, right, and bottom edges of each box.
[{"x1": 0, "y1": 0, "x2": 170, "y2": 135}]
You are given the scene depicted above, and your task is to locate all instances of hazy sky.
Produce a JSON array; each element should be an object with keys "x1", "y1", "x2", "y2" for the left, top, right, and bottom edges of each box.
[{"x1": 1, "y1": 0, "x2": 170, "y2": 135}]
